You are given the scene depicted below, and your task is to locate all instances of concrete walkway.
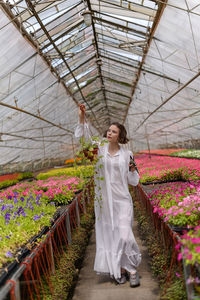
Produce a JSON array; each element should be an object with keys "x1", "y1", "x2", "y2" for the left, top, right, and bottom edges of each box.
[{"x1": 72, "y1": 221, "x2": 160, "y2": 300}]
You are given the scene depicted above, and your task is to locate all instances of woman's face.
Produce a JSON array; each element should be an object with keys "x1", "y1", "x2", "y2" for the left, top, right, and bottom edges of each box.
[{"x1": 107, "y1": 125, "x2": 120, "y2": 143}]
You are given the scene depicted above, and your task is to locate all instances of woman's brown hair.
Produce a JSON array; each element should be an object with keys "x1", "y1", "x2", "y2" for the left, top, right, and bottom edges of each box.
[{"x1": 103, "y1": 122, "x2": 129, "y2": 144}]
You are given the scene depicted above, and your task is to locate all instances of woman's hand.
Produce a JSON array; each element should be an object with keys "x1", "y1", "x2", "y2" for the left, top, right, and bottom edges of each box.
[
  {"x1": 129, "y1": 156, "x2": 137, "y2": 172},
  {"x1": 79, "y1": 104, "x2": 85, "y2": 124},
  {"x1": 129, "y1": 164, "x2": 136, "y2": 172}
]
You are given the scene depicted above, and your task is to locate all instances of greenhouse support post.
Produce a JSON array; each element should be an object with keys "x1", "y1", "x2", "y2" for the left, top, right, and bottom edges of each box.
[
  {"x1": 75, "y1": 197, "x2": 80, "y2": 226},
  {"x1": 66, "y1": 209, "x2": 72, "y2": 244}
]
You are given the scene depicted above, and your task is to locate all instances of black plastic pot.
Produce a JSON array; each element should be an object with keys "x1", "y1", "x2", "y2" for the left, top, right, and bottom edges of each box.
[
  {"x1": 142, "y1": 179, "x2": 186, "y2": 185},
  {"x1": 169, "y1": 224, "x2": 192, "y2": 235},
  {"x1": 0, "y1": 246, "x2": 31, "y2": 287},
  {"x1": 75, "y1": 189, "x2": 83, "y2": 195}
]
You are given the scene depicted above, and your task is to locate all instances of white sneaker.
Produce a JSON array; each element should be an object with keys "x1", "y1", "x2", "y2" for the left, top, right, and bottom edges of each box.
[{"x1": 130, "y1": 272, "x2": 140, "y2": 288}]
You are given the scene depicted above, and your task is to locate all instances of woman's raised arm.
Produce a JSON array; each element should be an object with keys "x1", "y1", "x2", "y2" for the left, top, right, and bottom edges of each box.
[
  {"x1": 79, "y1": 104, "x2": 85, "y2": 124},
  {"x1": 74, "y1": 104, "x2": 91, "y2": 140}
]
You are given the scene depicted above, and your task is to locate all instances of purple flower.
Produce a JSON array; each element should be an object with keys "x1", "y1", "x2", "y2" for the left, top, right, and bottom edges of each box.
[
  {"x1": 5, "y1": 236, "x2": 10, "y2": 239},
  {"x1": 17, "y1": 207, "x2": 24, "y2": 216},
  {"x1": 33, "y1": 215, "x2": 40, "y2": 221},
  {"x1": 5, "y1": 251, "x2": 13, "y2": 258},
  {"x1": 5, "y1": 212, "x2": 11, "y2": 221},
  {"x1": 1, "y1": 205, "x2": 7, "y2": 211},
  {"x1": 20, "y1": 197, "x2": 25, "y2": 202},
  {"x1": 29, "y1": 205, "x2": 34, "y2": 211},
  {"x1": 14, "y1": 197, "x2": 18, "y2": 204},
  {"x1": 8, "y1": 204, "x2": 14, "y2": 210}
]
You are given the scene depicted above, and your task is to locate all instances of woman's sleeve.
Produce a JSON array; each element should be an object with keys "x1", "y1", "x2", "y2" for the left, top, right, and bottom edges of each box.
[
  {"x1": 74, "y1": 123, "x2": 91, "y2": 140},
  {"x1": 128, "y1": 170, "x2": 140, "y2": 186},
  {"x1": 127, "y1": 151, "x2": 140, "y2": 186}
]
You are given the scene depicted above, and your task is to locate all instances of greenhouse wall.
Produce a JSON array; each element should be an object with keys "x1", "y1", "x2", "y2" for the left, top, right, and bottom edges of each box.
[
  {"x1": 0, "y1": 156, "x2": 68, "y2": 175},
  {"x1": 159, "y1": 139, "x2": 200, "y2": 150}
]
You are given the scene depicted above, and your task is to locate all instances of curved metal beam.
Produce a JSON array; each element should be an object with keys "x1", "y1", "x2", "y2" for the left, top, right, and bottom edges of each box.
[
  {"x1": 25, "y1": 0, "x2": 102, "y2": 132},
  {"x1": 0, "y1": 101, "x2": 73, "y2": 134},
  {"x1": 122, "y1": 0, "x2": 168, "y2": 124},
  {"x1": 0, "y1": 1, "x2": 102, "y2": 134},
  {"x1": 86, "y1": 0, "x2": 110, "y2": 126},
  {"x1": 135, "y1": 70, "x2": 200, "y2": 131}
]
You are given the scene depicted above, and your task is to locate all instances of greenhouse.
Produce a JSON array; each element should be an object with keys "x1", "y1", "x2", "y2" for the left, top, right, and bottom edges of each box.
[{"x1": 0, "y1": 0, "x2": 200, "y2": 299}]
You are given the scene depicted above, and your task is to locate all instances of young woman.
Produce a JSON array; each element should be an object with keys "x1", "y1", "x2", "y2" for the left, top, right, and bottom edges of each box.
[{"x1": 75, "y1": 104, "x2": 141, "y2": 287}]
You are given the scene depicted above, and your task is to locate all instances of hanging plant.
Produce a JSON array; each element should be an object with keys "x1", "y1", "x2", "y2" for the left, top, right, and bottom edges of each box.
[{"x1": 76, "y1": 136, "x2": 101, "y2": 163}]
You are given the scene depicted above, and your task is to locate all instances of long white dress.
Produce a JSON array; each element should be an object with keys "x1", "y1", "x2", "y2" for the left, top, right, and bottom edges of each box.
[{"x1": 75, "y1": 124, "x2": 141, "y2": 279}]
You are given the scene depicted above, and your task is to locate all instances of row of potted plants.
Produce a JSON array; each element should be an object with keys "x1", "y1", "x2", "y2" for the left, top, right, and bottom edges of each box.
[
  {"x1": 133, "y1": 198, "x2": 187, "y2": 299},
  {"x1": 0, "y1": 172, "x2": 33, "y2": 190},
  {"x1": 0, "y1": 166, "x2": 93, "y2": 269},
  {"x1": 136, "y1": 153, "x2": 200, "y2": 295},
  {"x1": 36, "y1": 165, "x2": 94, "y2": 181},
  {"x1": 135, "y1": 154, "x2": 200, "y2": 183},
  {"x1": 139, "y1": 148, "x2": 200, "y2": 159},
  {"x1": 147, "y1": 181, "x2": 200, "y2": 296},
  {"x1": 139, "y1": 149, "x2": 185, "y2": 156},
  {"x1": 147, "y1": 180, "x2": 200, "y2": 228},
  {"x1": 171, "y1": 149, "x2": 200, "y2": 159}
]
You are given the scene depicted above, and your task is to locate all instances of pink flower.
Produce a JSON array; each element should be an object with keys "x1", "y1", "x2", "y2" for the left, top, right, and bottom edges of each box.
[
  {"x1": 175, "y1": 243, "x2": 181, "y2": 251},
  {"x1": 195, "y1": 246, "x2": 200, "y2": 253},
  {"x1": 186, "y1": 254, "x2": 193, "y2": 260},
  {"x1": 191, "y1": 237, "x2": 200, "y2": 244},
  {"x1": 185, "y1": 212, "x2": 191, "y2": 216},
  {"x1": 177, "y1": 252, "x2": 182, "y2": 261}
]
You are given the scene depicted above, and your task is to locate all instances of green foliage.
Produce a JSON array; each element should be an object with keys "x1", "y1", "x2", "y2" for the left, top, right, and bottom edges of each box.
[
  {"x1": 0, "y1": 179, "x2": 19, "y2": 189},
  {"x1": 140, "y1": 168, "x2": 186, "y2": 184},
  {"x1": 36, "y1": 165, "x2": 94, "y2": 181},
  {"x1": 160, "y1": 278, "x2": 187, "y2": 300},
  {"x1": 41, "y1": 205, "x2": 95, "y2": 300},
  {"x1": 0, "y1": 172, "x2": 34, "y2": 190},
  {"x1": 133, "y1": 199, "x2": 187, "y2": 299},
  {"x1": 170, "y1": 149, "x2": 200, "y2": 160},
  {"x1": 0, "y1": 196, "x2": 56, "y2": 267},
  {"x1": 18, "y1": 172, "x2": 34, "y2": 180}
]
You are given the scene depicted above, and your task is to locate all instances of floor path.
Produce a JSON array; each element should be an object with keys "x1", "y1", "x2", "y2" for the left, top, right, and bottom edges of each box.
[{"x1": 72, "y1": 220, "x2": 160, "y2": 300}]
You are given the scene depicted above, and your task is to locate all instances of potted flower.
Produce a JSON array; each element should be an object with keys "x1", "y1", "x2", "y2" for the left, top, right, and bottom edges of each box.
[{"x1": 76, "y1": 137, "x2": 99, "y2": 162}]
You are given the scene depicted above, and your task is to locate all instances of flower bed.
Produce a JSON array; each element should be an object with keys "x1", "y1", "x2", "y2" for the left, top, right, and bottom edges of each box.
[
  {"x1": 171, "y1": 149, "x2": 200, "y2": 160},
  {"x1": 135, "y1": 154, "x2": 200, "y2": 183},
  {"x1": 0, "y1": 173, "x2": 20, "y2": 182},
  {"x1": 177, "y1": 225, "x2": 200, "y2": 297},
  {"x1": 133, "y1": 193, "x2": 187, "y2": 299},
  {"x1": 145, "y1": 180, "x2": 200, "y2": 297},
  {"x1": 36, "y1": 165, "x2": 94, "y2": 180},
  {"x1": 139, "y1": 149, "x2": 185, "y2": 156},
  {"x1": 147, "y1": 181, "x2": 200, "y2": 228},
  {"x1": 0, "y1": 172, "x2": 33, "y2": 190},
  {"x1": 138, "y1": 149, "x2": 200, "y2": 160},
  {"x1": 177, "y1": 225, "x2": 200, "y2": 265},
  {"x1": 0, "y1": 175, "x2": 84, "y2": 268},
  {"x1": 65, "y1": 157, "x2": 83, "y2": 166}
]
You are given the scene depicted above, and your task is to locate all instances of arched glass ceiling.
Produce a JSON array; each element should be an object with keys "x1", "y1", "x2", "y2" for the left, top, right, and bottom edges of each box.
[
  {"x1": 0, "y1": 0, "x2": 200, "y2": 166},
  {"x1": 127, "y1": 0, "x2": 200, "y2": 151}
]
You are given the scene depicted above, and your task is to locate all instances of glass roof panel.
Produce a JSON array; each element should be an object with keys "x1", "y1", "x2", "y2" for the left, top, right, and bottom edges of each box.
[{"x1": 2, "y1": 0, "x2": 200, "y2": 165}]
